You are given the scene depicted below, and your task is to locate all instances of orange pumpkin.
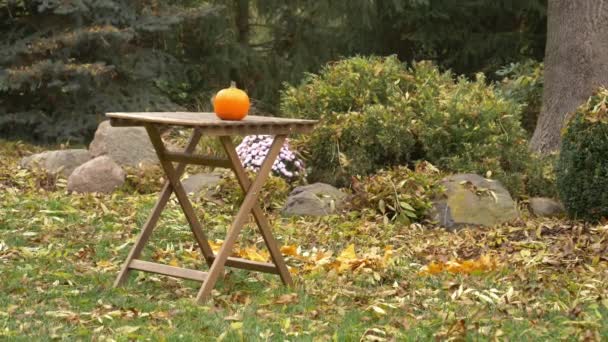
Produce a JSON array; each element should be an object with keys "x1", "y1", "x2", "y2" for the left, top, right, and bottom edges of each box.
[{"x1": 213, "y1": 82, "x2": 250, "y2": 120}]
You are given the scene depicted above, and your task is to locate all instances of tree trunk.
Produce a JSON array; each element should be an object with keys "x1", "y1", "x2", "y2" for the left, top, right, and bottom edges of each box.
[
  {"x1": 230, "y1": 0, "x2": 249, "y2": 88},
  {"x1": 234, "y1": 0, "x2": 250, "y2": 45},
  {"x1": 530, "y1": 0, "x2": 608, "y2": 154}
]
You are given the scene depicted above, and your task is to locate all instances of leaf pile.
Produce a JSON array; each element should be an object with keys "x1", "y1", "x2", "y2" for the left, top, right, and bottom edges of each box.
[{"x1": 349, "y1": 164, "x2": 444, "y2": 224}]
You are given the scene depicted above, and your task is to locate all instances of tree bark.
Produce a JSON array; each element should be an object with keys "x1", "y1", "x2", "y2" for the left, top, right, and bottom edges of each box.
[
  {"x1": 530, "y1": 0, "x2": 608, "y2": 154},
  {"x1": 229, "y1": 0, "x2": 249, "y2": 88},
  {"x1": 234, "y1": 0, "x2": 250, "y2": 45}
]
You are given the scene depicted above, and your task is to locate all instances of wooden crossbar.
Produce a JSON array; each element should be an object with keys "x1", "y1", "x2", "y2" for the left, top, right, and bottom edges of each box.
[
  {"x1": 130, "y1": 260, "x2": 209, "y2": 282},
  {"x1": 218, "y1": 256, "x2": 280, "y2": 274},
  {"x1": 164, "y1": 151, "x2": 232, "y2": 168},
  {"x1": 127, "y1": 256, "x2": 279, "y2": 283}
]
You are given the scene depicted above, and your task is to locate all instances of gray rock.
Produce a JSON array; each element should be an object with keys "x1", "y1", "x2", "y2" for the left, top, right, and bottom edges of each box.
[
  {"x1": 20, "y1": 149, "x2": 91, "y2": 178},
  {"x1": 282, "y1": 183, "x2": 347, "y2": 216},
  {"x1": 67, "y1": 156, "x2": 126, "y2": 193},
  {"x1": 89, "y1": 120, "x2": 158, "y2": 167},
  {"x1": 430, "y1": 174, "x2": 519, "y2": 229},
  {"x1": 182, "y1": 173, "x2": 222, "y2": 195},
  {"x1": 529, "y1": 197, "x2": 565, "y2": 218}
]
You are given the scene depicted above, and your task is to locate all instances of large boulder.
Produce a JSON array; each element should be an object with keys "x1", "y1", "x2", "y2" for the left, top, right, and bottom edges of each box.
[
  {"x1": 67, "y1": 156, "x2": 126, "y2": 193},
  {"x1": 89, "y1": 120, "x2": 158, "y2": 167},
  {"x1": 282, "y1": 183, "x2": 346, "y2": 216},
  {"x1": 182, "y1": 172, "x2": 222, "y2": 195},
  {"x1": 431, "y1": 174, "x2": 519, "y2": 229},
  {"x1": 20, "y1": 149, "x2": 91, "y2": 178},
  {"x1": 529, "y1": 197, "x2": 565, "y2": 218}
]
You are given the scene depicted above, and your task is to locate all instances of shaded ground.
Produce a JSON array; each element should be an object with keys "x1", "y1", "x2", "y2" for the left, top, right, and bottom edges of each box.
[{"x1": 1, "y1": 140, "x2": 607, "y2": 341}]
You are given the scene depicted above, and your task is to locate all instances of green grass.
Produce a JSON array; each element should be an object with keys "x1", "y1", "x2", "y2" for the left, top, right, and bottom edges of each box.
[{"x1": 1, "y1": 139, "x2": 608, "y2": 340}]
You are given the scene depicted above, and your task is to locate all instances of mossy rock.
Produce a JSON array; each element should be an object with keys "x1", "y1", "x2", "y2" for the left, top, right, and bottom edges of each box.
[{"x1": 431, "y1": 174, "x2": 519, "y2": 229}]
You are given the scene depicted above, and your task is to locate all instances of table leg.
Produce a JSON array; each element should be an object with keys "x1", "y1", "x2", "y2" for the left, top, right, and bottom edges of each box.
[
  {"x1": 219, "y1": 136, "x2": 293, "y2": 286},
  {"x1": 114, "y1": 128, "x2": 204, "y2": 287},
  {"x1": 145, "y1": 124, "x2": 216, "y2": 263},
  {"x1": 195, "y1": 135, "x2": 287, "y2": 303}
]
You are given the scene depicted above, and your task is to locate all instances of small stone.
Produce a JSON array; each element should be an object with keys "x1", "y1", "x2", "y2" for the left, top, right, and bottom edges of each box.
[
  {"x1": 67, "y1": 156, "x2": 126, "y2": 193},
  {"x1": 20, "y1": 149, "x2": 91, "y2": 178},
  {"x1": 529, "y1": 197, "x2": 565, "y2": 218},
  {"x1": 282, "y1": 183, "x2": 347, "y2": 217},
  {"x1": 181, "y1": 173, "x2": 222, "y2": 195}
]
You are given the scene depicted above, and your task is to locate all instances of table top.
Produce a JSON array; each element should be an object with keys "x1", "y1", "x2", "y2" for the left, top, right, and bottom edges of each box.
[{"x1": 107, "y1": 112, "x2": 317, "y2": 136}]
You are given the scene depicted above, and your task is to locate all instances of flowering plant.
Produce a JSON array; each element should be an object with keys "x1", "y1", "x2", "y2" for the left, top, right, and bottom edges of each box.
[{"x1": 236, "y1": 135, "x2": 305, "y2": 181}]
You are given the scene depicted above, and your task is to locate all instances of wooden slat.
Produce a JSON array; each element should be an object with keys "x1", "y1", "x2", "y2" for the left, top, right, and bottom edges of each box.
[
  {"x1": 113, "y1": 129, "x2": 204, "y2": 288},
  {"x1": 108, "y1": 112, "x2": 316, "y2": 135},
  {"x1": 211, "y1": 256, "x2": 280, "y2": 274},
  {"x1": 196, "y1": 135, "x2": 287, "y2": 303},
  {"x1": 220, "y1": 136, "x2": 293, "y2": 285},
  {"x1": 129, "y1": 260, "x2": 208, "y2": 282},
  {"x1": 164, "y1": 151, "x2": 232, "y2": 168},
  {"x1": 145, "y1": 125, "x2": 216, "y2": 262}
]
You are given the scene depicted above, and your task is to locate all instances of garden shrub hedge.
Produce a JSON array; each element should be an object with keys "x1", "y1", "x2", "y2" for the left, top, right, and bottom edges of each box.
[
  {"x1": 281, "y1": 55, "x2": 536, "y2": 196},
  {"x1": 496, "y1": 60, "x2": 544, "y2": 136},
  {"x1": 556, "y1": 88, "x2": 608, "y2": 221}
]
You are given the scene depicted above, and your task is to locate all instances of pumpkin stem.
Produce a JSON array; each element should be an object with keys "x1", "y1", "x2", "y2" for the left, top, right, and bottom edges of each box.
[{"x1": 230, "y1": 81, "x2": 237, "y2": 88}]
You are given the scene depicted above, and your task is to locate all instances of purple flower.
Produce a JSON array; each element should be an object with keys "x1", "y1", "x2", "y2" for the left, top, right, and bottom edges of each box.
[{"x1": 236, "y1": 135, "x2": 305, "y2": 181}]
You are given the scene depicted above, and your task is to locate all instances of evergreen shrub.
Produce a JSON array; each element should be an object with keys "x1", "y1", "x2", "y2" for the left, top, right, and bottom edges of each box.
[{"x1": 556, "y1": 88, "x2": 608, "y2": 221}]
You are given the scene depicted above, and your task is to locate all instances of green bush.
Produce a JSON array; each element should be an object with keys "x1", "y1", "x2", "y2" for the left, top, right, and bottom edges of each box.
[
  {"x1": 404, "y1": 71, "x2": 531, "y2": 196},
  {"x1": 525, "y1": 153, "x2": 558, "y2": 198},
  {"x1": 556, "y1": 88, "x2": 608, "y2": 221},
  {"x1": 304, "y1": 105, "x2": 418, "y2": 186},
  {"x1": 349, "y1": 165, "x2": 444, "y2": 224},
  {"x1": 496, "y1": 60, "x2": 544, "y2": 135},
  {"x1": 280, "y1": 55, "x2": 415, "y2": 120},
  {"x1": 282, "y1": 56, "x2": 532, "y2": 196}
]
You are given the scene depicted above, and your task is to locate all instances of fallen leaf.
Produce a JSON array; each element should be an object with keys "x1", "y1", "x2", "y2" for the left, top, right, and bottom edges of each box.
[
  {"x1": 116, "y1": 325, "x2": 140, "y2": 334},
  {"x1": 280, "y1": 245, "x2": 298, "y2": 256},
  {"x1": 370, "y1": 305, "x2": 386, "y2": 316},
  {"x1": 274, "y1": 293, "x2": 298, "y2": 305},
  {"x1": 337, "y1": 244, "x2": 357, "y2": 262}
]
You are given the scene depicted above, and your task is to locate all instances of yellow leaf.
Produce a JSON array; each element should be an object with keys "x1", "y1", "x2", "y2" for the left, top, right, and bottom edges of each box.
[
  {"x1": 96, "y1": 260, "x2": 115, "y2": 270},
  {"x1": 282, "y1": 318, "x2": 291, "y2": 330},
  {"x1": 425, "y1": 261, "x2": 444, "y2": 275},
  {"x1": 337, "y1": 244, "x2": 357, "y2": 262},
  {"x1": 168, "y1": 258, "x2": 179, "y2": 267},
  {"x1": 239, "y1": 247, "x2": 269, "y2": 262},
  {"x1": 420, "y1": 254, "x2": 499, "y2": 276},
  {"x1": 208, "y1": 240, "x2": 224, "y2": 253},
  {"x1": 315, "y1": 250, "x2": 333, "y2": 262},
  {"x1": 280, "y1": 245, "x2": 298, "y2": 256},
  {"x1": 382, "y1": 246, "x2": 393, "y2": 264},
  {"x1": 445, "y1": 261, "x2": 463, "y2": 274}
]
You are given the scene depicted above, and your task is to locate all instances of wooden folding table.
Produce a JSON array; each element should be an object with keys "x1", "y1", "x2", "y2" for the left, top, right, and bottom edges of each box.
[{"x1": 107, "y1": 112, "x2": 317, "y2": 303}]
